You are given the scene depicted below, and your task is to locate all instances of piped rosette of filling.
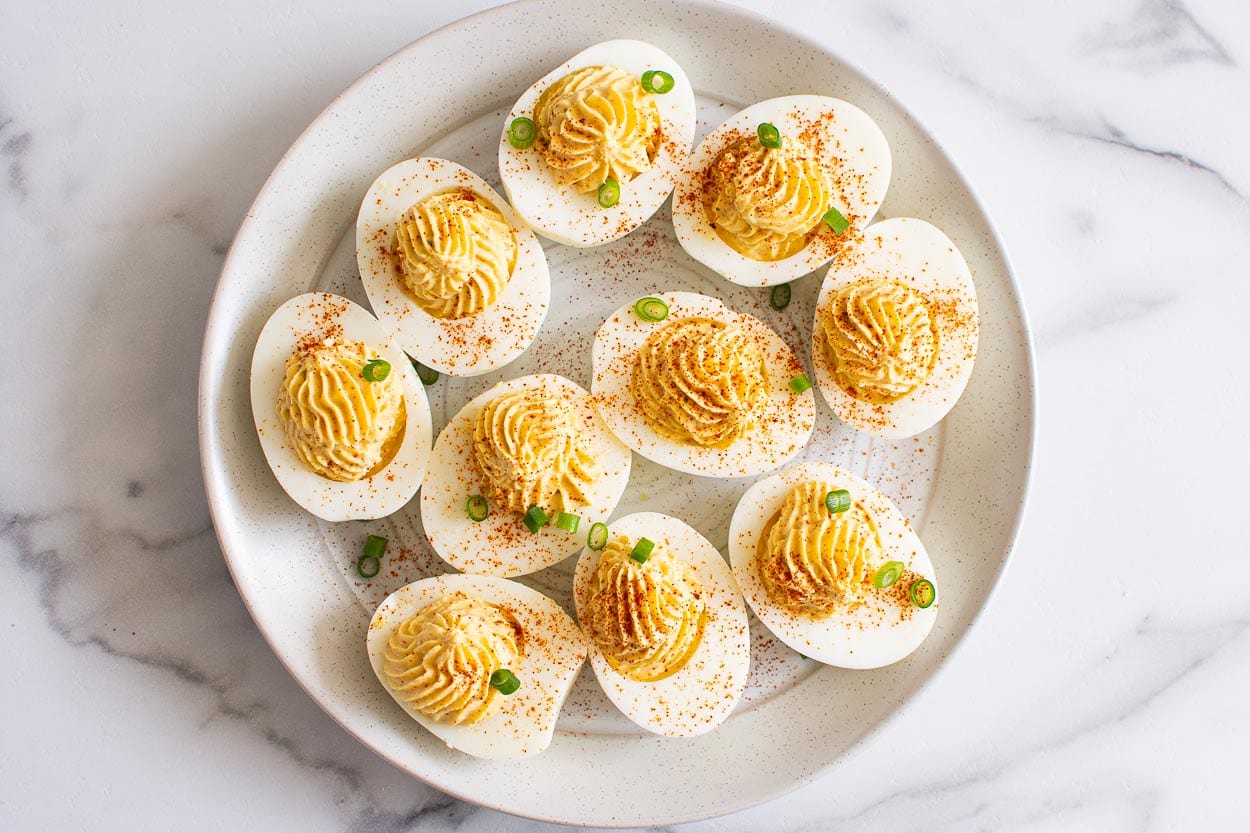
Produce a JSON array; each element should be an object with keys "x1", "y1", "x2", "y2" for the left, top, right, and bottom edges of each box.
[
  {"x1": 812, "y1": 217, "x2": 979, "y2": 438},
  {"x1": 276, "y1": 338, "x2": 406, "y2": 482},
  {"x1": 382, "y1": 593, "x2": 522, "y2": 726},
  {"x1": 573, "y1": 511, "x2": 750, "y2": 737},
  {"x1": 421, "y1": 374, "x2": 632, "y2": 577},
  {"x1": 393, "y1": 189, "x2": 518, "y2": 320},
  {"x1": 728, "y1": 461, "x2": 939, "y2": 669},
  {"x1": 582, "y1": 534, "x2": 707, "y2": 682}
]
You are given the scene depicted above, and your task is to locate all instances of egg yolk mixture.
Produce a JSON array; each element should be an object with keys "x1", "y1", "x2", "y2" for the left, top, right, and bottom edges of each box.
[
  {"x1": 584, "y1": 536, "x2": 706, "y2": 681},
  {"x1": 383, "y1": 593, "x2": 523, "y2": 726},
  {"x1": 534, "y1": 65, "x2": 661, "y2": 194},
  {"x1": 631, "y1": 316, "x2": 768, "y2": 449},
  {"x1": 820, "y1": 277, "x2": 938, "y2": 404},
  {"x1": 703, "y1": 135, "x2": 833, "y2": 261},
  {"x1": 393, "y1": 189, "x2": 517, "y2": 320},
  {"x1": 472, "y1": 387, "x2": 600, "y2": 516},
  {"x1": 757, "y1": 480, "x2": 882, "y2": 618},
  {"x1": 276, "y1": 338, "x2": 406, "y2": 482}
]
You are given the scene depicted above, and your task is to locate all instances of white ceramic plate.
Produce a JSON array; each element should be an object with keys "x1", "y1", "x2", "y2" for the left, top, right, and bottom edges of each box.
[{"x1": 198, "y1": 0, "x2": 1035, "y2": 826}]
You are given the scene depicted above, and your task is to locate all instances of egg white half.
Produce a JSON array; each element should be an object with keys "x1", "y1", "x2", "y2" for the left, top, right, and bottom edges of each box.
[
  {"x1": 367, "y1": 573, "x2": 588, "y2": 759},
  {"x1": 672, "y1": 95, "x2": 892, "y2": 287},
  {"x1": 421, "y1": 373, "x2": 632, "y2": 577},
  {"x1": 573, "y1": 512, "x2": 750, "y2": 737},
  {"x1": 812, "y1": 217, "x2": 979, "y2": 439},
  {"x1": 356, "y1": 157, "x2": 550, "y2": 377},
  {"x1": 498, "y1": 39, "x2": 696, "y2": 247},
  {"x1": 591, "y1": 291, "x2": 815, "y2": 478},
  {"x1": 728, "y1": 461, "x2": 937, "y2": 669},
  {"x1": 249, "y1": 292, "x2": 432, "y2": 522}
]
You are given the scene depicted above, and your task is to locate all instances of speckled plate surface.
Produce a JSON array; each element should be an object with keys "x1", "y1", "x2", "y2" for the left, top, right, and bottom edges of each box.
[{"x1": 198, "y1": 0, "x2": 1035, "y2": 825}]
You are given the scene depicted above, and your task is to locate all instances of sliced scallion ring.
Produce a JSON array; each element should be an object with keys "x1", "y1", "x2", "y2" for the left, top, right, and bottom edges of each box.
[
  {"x1": 872, "y1": 560, "x2": 905, "y2": 589},
  {"x1": 508, "y1": 117, "x2": 537, "y2": 149},
  {"x1": 629, "y1": 537, "x2": 655, "y2": 564},
  {"x1": 522, "y1": 505, "x2": 548, "y2": 534},
  {"x1": 822, "y1": 205, "x2": 850, "y2": 234},
  {"x1": 587, "y1": 522, "x2": 609, "y2": 551},
  {"x1": 824, "y1": 489, "x2": 851, "y2": 514},
  {"x1": 361, "y1": 359, "x2": 391, "y2": 382},
  {"x1": 909, "y1": 578, "x2": 936, "y2": 608},
  {"x1": 555, "y1": 512, "x2": 580, "y2": 533},
  {"x1": 633, "y1": 296, "x2": 669, "y2": 322},
  {"x1": 769, "y1": 283, "x2": 792, "y2": 310},
  {"x1": 597, "y1": 178, "x2": 621, "y2": 208},
  {"x1": 410, "y1": 358, "x2": 439, "y2": 386},
  {"x1": 640, "y1": 69, "x2": 675, "y2": 94},
  {"x1": 788, "y1": 373, "x2": 812, "y2": 394},
  {"x1": 356, "y1": 555, "x2": 380, "y2": 579},
  {"x1": 465, "y1": 495, "x2": 489, "y2": 522},
  {"x1": 363, "y1": 534, "x2": 388, "y2": 560},
  {"x1": 757, "y1": 122, "x2": 782, "y2": 149},
  {"x1": 489, "y1": 668, "x2": 520, "y2": 695}
]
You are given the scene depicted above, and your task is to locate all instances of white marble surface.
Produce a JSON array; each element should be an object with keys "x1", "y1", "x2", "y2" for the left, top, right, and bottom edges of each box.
[{"x1": 2, "y1": 0, "x2": 1248, "y2": 830}]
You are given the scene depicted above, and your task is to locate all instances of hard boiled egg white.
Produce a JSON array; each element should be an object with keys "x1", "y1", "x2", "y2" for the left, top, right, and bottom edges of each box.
[
  {"x1": 728, "y1": 461, "x2": 937, "y2": 669},
  {"x1": 591, "y1": 291, "x2": 815, "y2": 478},
  {"x1": 367, "y1": 573, "x2": 588, "y2": 759},
  {"x1": 250, "y1": 292, "x2": 432, "y2": 522},
  {"x1": 421, "y1": 373, "x2": 632, "y2": 577},
  {"x1": 356, "y1": 157, "x2": 550, "y2": 377},
  {"x1": 812, "y1": 217, "x2": 979, "y2": 439},
  {"x1": 672, "y1": 95, "x2": 891, "y2": 287},
  {"x1": 498, "y1": 39, "x2": 696, "y2": 247},
  {"x1": 573, "y1": 512, "x2": 750, "y2": 737}
]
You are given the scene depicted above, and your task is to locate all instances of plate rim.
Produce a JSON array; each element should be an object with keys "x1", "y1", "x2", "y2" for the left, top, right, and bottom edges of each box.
[{"x1": 197, "y1": 0, "x2": 1038, "y2": 824}]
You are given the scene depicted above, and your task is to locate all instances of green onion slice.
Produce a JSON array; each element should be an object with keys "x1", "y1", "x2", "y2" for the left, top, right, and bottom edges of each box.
[
  {"x1": 769, "y1": 283, "x2": 792, "y2": 311},
  {"x1": 873, "y1": 560, "x2": 905, "y2": 589},
  {"x1": 489, "y1": 669, "x2": 520, "y2": 695},
  {"x1": 356, "y1": 555, "x2": 380, "y2": 579},
  {"x1": 822, "y1": 205, "x2": 850, "y2": 235},
  {"x1": 824, "y1": 489, "x2": 851, "y2": 514},
  {"x1": 522, "y1": 505, "x2": 548, "y2": 534},
  {"x1": 629, "y1": 537, "x2": 655, "y2": 564},
  {"x1": 465, "y1": 495, "x2": 489, "y2": 522},
  {"x1": 597, "y1": 178, "x2": 621, "y2": 208},
  {"x1": 789, "y1": 373, "x2": 812, "y2": 394},
  {"x1": 587, "y1": 522, "x2": 609, "y2": 551},
  {"x1": 555, "y1": 512, "x2": 580, "y2": 533},
  {"x1": 757, "y1": 122, "x2": 782, "y2": 149},
  {"x1": 508, "y1": 117, "x2": 537, "y2": 149},
  {"x1": 410, "y1": 358, "x2": 440, "y2": 386},
  {"x1": 363, "y1": 534, "x2": 388, "y2": 560},
  {"x1": 361, "y1": 359, "x2": 391, "y2": 382},
  {"x1": 909, "y1": 578, "x2": 936, "y2": 608},
  {"x1": 640, "y1": 69, "x2": 675, "y2": 94},
  {"x1": 633, "y1": 296, "x2": 669, "y2": 322}
]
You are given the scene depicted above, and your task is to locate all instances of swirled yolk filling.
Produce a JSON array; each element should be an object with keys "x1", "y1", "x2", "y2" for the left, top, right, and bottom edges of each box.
[
  {"x1": 584, "y1": 536, "x2": 706, "y2": 682},
  {"x1": 534, "y1": 65, "x2": 662, "y2": 194},
  {"x1": 472, "y1": 388, "x2": 600, "y2": 516},
  {"x1": 383, "y1": 593, "x2": 523, "y2": 725},
  {"x1": 821, "y1": 277, "x2": 938, "y2": 404},
  {"x1": 631, "y1": 316, "x2": 768, "y2": 449},
  {"x1": 703, "y1": 136, "x2": 833, "y2": 262},
  {"x1": 276, "y1": 338, "x2": 406, "y2": 482},
  {"x1": 757, "y1": 481, "x2": 882, "y2": 618},
  {"x1": 394, "y1": 189, "x2": 518, "y2": 320}
]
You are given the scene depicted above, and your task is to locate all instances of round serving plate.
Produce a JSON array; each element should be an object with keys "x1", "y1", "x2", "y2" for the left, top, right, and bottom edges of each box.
[{"x1": 198, "y1": 0, "x2": 1035, "y2": 825}]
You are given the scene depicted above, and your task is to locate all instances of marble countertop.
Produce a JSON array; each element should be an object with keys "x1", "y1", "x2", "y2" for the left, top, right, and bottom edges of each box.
[{"x1": 3, "y1": 0, "x2": 1247, "y2": 830}]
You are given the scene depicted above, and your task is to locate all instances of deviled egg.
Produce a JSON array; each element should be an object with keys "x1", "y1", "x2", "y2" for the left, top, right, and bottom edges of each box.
[
  {"x1": 672, "y1": 95, "x2": 891, "y2": 287},
  {"x1": 812, "y1": 217, "x2": 979, "y2": 438},
  {"x1": 573, "y1": 511, "x2": 750, "y2": 737},
  {"x1": 356, "y1": 157, "x2": 550, "y2": 377},
  {"x1": 728, "y1": 461, "x2": 937, "y2": 668},
  {"x1": 420, "y1": 373, "x2": 631, "y2": 577},
  {"x1": 591, "y1": 291, "x2": 815, "y2": 478},
  {"x1": 498, "y1": 39, "x2": 696, "y2": 247},
  {"x1": 250, "y1": 292, "x2": 432, "y2": 521},
  {"x1": 367, "y1": 573, "x2": 587, "y2": 759}
]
